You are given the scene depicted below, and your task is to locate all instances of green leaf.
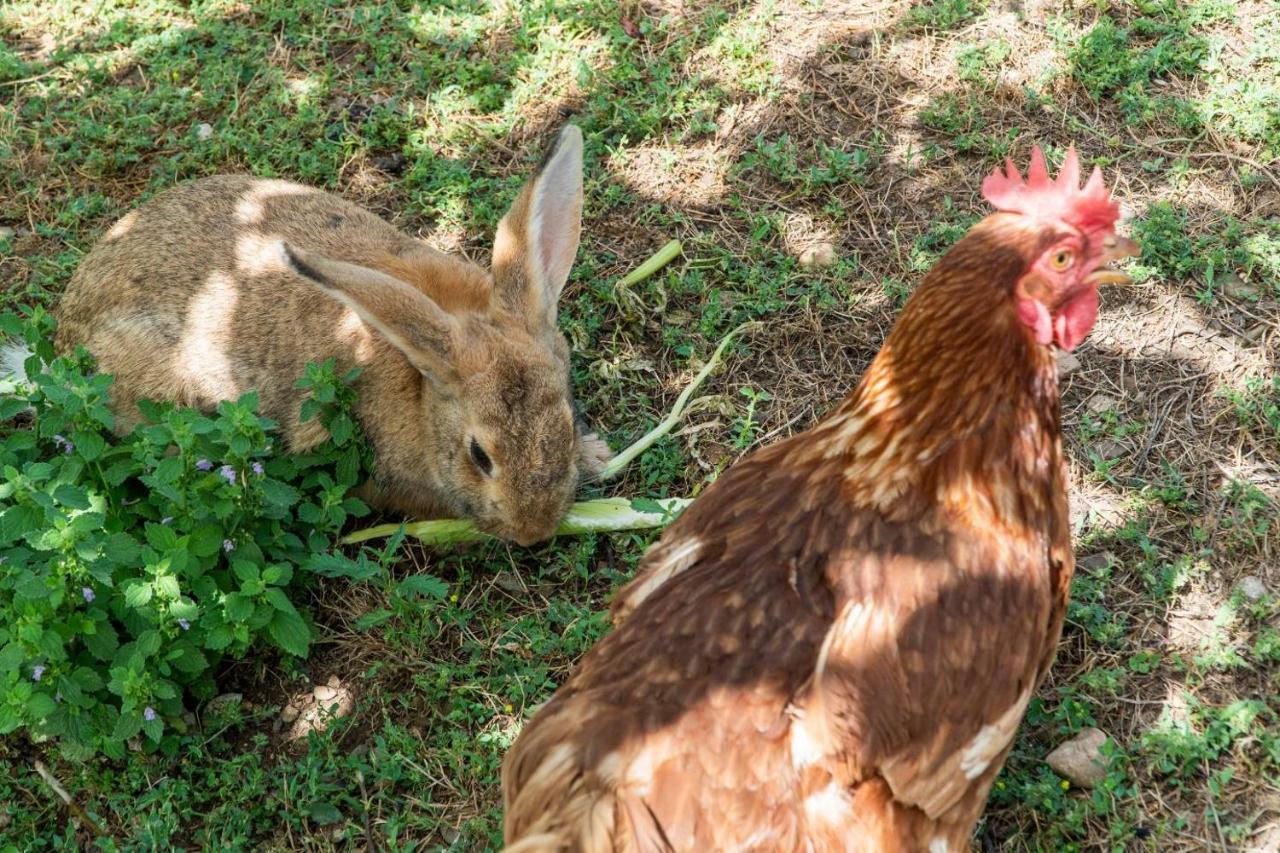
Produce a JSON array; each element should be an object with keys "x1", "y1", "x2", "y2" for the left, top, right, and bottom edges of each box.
[
  {"x1": 231, "y1": 560, "x2": 259, "y2": 584},
  {"x1": 169, "y1": 644, "x2": 207, "y2": 674},
  {"x1": 72, "y1": 431, "x2": 107, "y2": 462},
  {"x1": 123, "y1": 582, "x2": 153, "y2": 608},
  {"x1": 204, "y1": 625, "x2": 234, "y2": 651},
  {"x1": 102, "y1": 459, "x2": 135, "y2": 486},
  {"x1": 72, "y1": 667, "x2": 104, "y2": 692},
  {"x1": 155, "y1": 575, "x2": 181, "y2": 599},
  {"x1": 83, "y1": 622, "x2": 119, "y2": 662},
  {"x1": 261, "y1": 563, "x2": 293, "y2": 586},
  {"x1": 135, "y1": 630, "x2": 162, "y2": 658},
  {"x1": 354, "y1": 609, "x2": 392, "y2": 631},
  {"x1": 335, "y1": 447, "x2": 360, "y2": 487},
  {"x1": 328, "y1": 414, "x2": 354, "y2": 446},
  {"x1": 229, "y1": 433, "x2": 251, "y2": 456},
  {"x1": 112, "y1": 711, "x2": 143, "y2": 742},
  {"x1": 142, "y1": 716, "x2": 164, "y2": 742},
  {"x1": 102, "y1": 531, "x2": 141, "y2": 564},
  {"x1": 144, "y1": 523, "x2": 179, "y2": 552},
  {"x1": 224, "y1": 594, "x2": 254, "y2": 623},
  {"x1": 0, "y1": 397, "x2": 29, "y2": 420},
  {"x1": 151, "y1": 455, "x2": 184, "y2": 485},
  {"x1": 262, "y1": 587, "x2": 293, "y2": 612},
  {"x1": 308, "y1": 801, "x2": 343, "y2": 826},
  {"x1": 0, "y1": 505, "x2": 42, "y2": 546},
  {"x1": 189, "y1": 525, "x2": 224, "y2": 558},
  {"x1": 629, "y1": 497, "x2": 668, "y2": 515},
  {"x1": 396, "y1": 574, "x2": 448, "y2": 601},
  {"x1": 267, "y1": 606, "x2": 310, "y2": 657},
  {"x1": 50, "y1": 483, "x2": 91, "y2": 509},
  {"x1": 26, "y1": 692, "x2": 57, "y2": 720},
  {"x1": 259, "y1": 479, "x2": 299, "y2": 510},
  {"x1": 307, "y1": 552, "x2": 379, "y2": 582}
]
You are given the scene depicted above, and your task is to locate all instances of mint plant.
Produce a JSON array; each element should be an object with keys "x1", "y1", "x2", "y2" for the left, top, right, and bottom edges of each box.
[{"x1": 0, "y1": 309, "x2": 375, "y2": 759}]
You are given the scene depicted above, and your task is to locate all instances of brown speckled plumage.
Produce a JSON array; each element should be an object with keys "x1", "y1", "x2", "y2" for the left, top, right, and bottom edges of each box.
[{"x1": 502, "y1": 214, "x2": 1090, "y2": 852}]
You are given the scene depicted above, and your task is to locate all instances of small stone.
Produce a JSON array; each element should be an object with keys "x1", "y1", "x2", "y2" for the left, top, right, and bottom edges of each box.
[
  {"x1": 371, "y1": 152, "x2": 406, "y2": 175},
  {"x1": 1093, "y1": 438, "x2": 1127, "y2": 460},
  {"x1": 1239, "y1": 575, "x2": 1267, "y2": 602},
  {"x1": 280, "y1": 702, "x2": 301, "y2": 723},
  {"x1": 1078, "y1": 552, "x2": 1117, "y2": 572},
  {"x1": 0, "y1": 226, "x2": 14, "y2": 242},
  {"x1": 1046, "y1": 727, "x2": 1110, "y2": 788},
  {"x1": 494, "y1": 571, "x2": 525, "y2": 595},
  {"x1": 206, "y1": 693, "x2": 243, "y2": 716},
  {"x1": 798, "y1": 242, "x2": 837, "y2": 270},
  {"x1": 287, "y1": 683, "x2": 355, "y2": 740},
  {"x1": 195, "y1": 122, "x2": 214, "y2": 141},
  {"x1": 1056, "y1": 350, "x2": 1082, "y2": 378},
  {"x1": 327, "y1": 674, "x2": 341, "y2": 689},
  {"x1": 1220, "y1": 273, "x2": 1260, "y2": 300},
  {"x1": 1086, "y1": 394, "x2": 1119, "y2": 415}
]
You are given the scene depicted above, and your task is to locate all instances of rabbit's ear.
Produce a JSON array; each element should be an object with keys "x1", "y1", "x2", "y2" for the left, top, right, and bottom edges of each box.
[
  {"x1": 283, "y1": 243, "x2": 458, "y2": 378},
  {"x1": 491, "y1": 124, "x2": 583, "y2": 328}
]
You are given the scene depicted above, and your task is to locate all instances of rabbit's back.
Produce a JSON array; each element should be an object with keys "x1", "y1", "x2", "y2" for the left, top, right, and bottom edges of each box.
[{"x1": 55, "y1": 175, "x2": 461, "y2": 441}]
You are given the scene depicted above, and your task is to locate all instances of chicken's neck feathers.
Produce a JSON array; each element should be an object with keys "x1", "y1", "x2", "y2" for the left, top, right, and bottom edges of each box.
[{"x1": 811, "y1": 281, "x2": 1064, "y2": 531}]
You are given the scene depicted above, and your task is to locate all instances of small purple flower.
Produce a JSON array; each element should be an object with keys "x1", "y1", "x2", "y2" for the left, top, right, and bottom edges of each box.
[
  {"x1": 251, "y1": 462, "x2": 264, "y2": 475},
  {"x1": 177, "y1": 618, "x2": 190, "y2": 631},
  {"x1": 82, "y1": 587, "x2": 95, "y2": 603},
  {"x1": 143, "y1": 706, "x2": 156, "y2": 722},
  {"x1": 160, "y1": 516, "x2": 174, "y2": 525},
  {"x1": 222, "y1": 539, "x2": 235, "y2": 553},
  {"x1": 195, "y1": 459, "x2": 213, "y2": 471},
  {"x1": 32, "y1": 665, "x2": 44, "y2": 682},
  {"x1": 219, "y1": 464, "x2": 237, "y2": 485},
  {"x1": 63, "y1": 441, "x2": 74, "y2": 455},
  {"x1": 52, "y1": 434, "x2": 74, "y2": 455}
]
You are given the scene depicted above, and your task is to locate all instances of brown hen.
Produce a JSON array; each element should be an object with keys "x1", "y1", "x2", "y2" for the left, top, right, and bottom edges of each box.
[{"x1": 502, "y1": 148, "x2": 1138, "y2": 852}]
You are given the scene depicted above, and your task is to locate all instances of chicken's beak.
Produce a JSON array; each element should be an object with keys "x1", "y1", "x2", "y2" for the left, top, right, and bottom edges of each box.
[{"x1": 1085, "y1": 235, "x2": 1140, "y2": 287}]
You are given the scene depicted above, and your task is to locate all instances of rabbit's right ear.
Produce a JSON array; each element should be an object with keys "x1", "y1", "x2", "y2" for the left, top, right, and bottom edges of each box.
[
  {"x1": 283, "y1": 243, "x2": 458, "y2": 379},
  {"x1": 490, "y1": 124, "x2": 584, "y2": 329}
]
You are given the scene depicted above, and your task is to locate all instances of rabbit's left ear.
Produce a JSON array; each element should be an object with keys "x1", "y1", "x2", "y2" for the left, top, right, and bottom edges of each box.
[{"x1": 491, "y1": 124, "x2": 583, "y2": 328}]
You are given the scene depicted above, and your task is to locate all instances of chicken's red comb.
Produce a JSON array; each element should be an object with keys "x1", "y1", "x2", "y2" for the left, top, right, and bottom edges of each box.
[{"x1": 981, "y1": 146, "x2": 1120, "y2": 234}]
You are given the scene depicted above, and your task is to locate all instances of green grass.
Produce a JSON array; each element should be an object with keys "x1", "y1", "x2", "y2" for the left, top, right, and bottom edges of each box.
[{"x1": 2, "y1": 0, "x2": 1279, "y2": 849}]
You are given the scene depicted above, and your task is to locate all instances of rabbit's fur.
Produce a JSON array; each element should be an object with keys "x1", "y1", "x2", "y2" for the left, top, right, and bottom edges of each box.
[{"x1": 54, "y1": 125, "x2": 611, "y2": 545}]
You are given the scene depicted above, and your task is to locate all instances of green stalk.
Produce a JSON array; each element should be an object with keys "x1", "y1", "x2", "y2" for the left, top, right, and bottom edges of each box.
[
  {"x1": 616, "y1": 239, "x2": 682, "y2": 288},
  {"x1": 341, "y1": 497, "x2": 690, "y2": 546},
  {"x1": 596, "y1": 320, "x2": 758, "y2": 480}
]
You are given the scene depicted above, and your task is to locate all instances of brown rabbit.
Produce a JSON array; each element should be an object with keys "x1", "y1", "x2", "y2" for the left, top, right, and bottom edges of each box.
[{"x1": 50, "y1": 125, "x2": 611, "y2": 545}]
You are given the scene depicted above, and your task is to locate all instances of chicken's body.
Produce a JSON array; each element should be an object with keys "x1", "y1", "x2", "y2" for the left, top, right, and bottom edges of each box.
[{"x1": 503, "y1": 152, "x2": 1133, "y2": 852}]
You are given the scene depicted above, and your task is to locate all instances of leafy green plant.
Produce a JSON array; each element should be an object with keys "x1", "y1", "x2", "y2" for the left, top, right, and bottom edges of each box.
[{"x1": 0, "y1": 309, "x2": 375, "y2": 759}]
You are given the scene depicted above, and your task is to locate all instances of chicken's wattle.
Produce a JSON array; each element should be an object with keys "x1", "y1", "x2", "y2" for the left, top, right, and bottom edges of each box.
[{"x1": 1054, "y1": 285, "x2": 1099, "y2": 351}]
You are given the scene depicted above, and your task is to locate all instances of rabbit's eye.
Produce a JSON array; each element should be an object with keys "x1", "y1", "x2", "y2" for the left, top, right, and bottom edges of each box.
[{"x1": 469, "y1": 438, "x2": 493, "y2": 476}]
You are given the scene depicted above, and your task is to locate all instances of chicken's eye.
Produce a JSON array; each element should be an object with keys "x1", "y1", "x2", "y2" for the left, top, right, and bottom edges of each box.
[
  {"x1": 1050, "y1": 249, "x2": 1074, "y2": 271},
  {"x1": 470, "y1": 438, "x2": 493, "y2": 476}
]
